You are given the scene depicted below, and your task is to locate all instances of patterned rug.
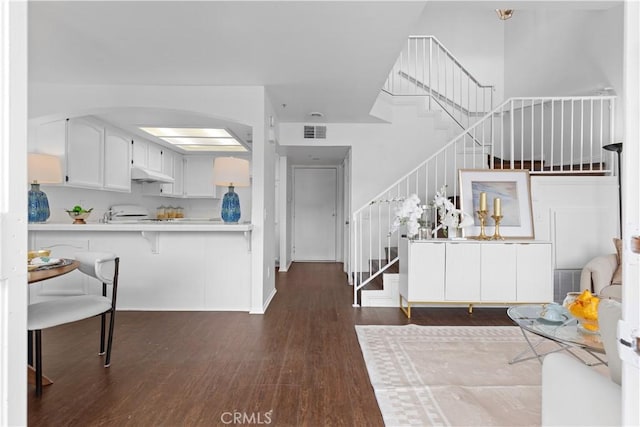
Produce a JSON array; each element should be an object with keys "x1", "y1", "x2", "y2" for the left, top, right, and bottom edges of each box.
[{"x1": 356, "y1": 325, "x2": 544, "y2": 426}]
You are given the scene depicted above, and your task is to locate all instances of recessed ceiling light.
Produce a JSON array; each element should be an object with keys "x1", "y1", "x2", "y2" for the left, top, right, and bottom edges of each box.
[
  {"x1": 139, "y1": 127, "x2": 232, "y2": 138},
  {"x1": 138, "y1": 127, "x2": 247, "y2": 152},
  {"x1": 177, "y1": 145, "x2": 247, "y2": 152},
  {"x1": 159, "y1": 137, "x2": 242, "y2": 146},
  {"x1": 309, "y1": 112, "x2": 324, "y2": 118}
]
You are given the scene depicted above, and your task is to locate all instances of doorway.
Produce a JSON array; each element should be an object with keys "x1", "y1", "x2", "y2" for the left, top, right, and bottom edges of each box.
[{"x1": 293, "y1": 167, "x2": 337, "y2": 261}]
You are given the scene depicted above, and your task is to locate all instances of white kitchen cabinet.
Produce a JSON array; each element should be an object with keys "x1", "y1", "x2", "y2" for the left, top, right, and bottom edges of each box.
[
  {"x1": 30, "y1": 117, "x2": 131, "y2": 193},
  {"x1": 132, "y1": 137, "x2": 164, "y2": 173},
  {"x1": 398, "y1": 238, "x2": 553, "y2": 318},
  {"x1": 104, "y1": 127, "x2": 132, "y2": 192},
  {"x1": 183, "y1": 156, "x2": 216, "y2": 198},
  {"x1": 172, "y1": 154, "x2": 184, "y2": 196},
  {"x1": 148, "y1": 143, "x2": 163, "y2": 172},
  {"x1": 160, "y1": 149, "x2": 175, "y2": 195},
  {"x1": 131, "y1": 138, "x2": 148, "y2": 168},
  {"x1": 65, "y1": 117, "x2": 104, "y2": 189},
  {"x1": 142, "y1": 149, "x2": 185, "y2": 197}
]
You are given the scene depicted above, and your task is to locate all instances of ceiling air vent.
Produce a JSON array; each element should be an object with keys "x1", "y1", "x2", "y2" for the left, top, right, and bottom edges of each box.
[{"x1": 304, "y1": 125, "x2": 327, "y2": 139}]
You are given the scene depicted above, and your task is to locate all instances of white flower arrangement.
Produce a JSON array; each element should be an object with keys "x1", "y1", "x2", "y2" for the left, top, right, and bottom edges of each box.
[
  {"x1": 389, "y1": 194, "x2": 424, "y2": 237},
  {"x1": 432, "y1": 185, "x2": 473, "y2": 236}
]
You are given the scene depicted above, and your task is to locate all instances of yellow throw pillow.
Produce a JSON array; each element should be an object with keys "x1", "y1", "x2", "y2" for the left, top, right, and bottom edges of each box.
[{"x1": 612, "y1": 237, "x2": 622, "y2": 285}]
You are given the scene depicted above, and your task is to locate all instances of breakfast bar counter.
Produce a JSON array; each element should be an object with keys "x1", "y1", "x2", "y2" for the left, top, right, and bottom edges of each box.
[
  {"x1": 28, "y1": 223, "x2": 253, "y2": 312},
  {"x1": 28, "y1": 221, "x2": 252, "y2": 232}
]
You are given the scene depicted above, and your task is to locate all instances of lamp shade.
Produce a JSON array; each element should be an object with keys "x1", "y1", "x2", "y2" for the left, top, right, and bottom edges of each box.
[
  {"x1": 28, "y1": 153, "x2": 63, "y2": 184},
  {"x1": 212, "y1": 157, "x2": 250, "y2": 187}
]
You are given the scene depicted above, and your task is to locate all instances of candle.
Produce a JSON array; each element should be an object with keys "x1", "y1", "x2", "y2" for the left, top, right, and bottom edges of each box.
[
  {"x1": 479, "y1": 192, "x2": 487, "y2": 211},
  {"x1": 494, "y1": 197, "x2": 501, "y2": 217}
]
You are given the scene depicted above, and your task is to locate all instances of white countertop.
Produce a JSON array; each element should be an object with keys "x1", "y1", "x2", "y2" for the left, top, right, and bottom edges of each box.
[{"x1": 29, "y1": 221, "x2": 253, "y2": 232}]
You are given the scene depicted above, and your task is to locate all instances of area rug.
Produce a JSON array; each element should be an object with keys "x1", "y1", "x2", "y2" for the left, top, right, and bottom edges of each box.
[{"x1": 356, "y1": 325, "x2": 545, "y2": 427}]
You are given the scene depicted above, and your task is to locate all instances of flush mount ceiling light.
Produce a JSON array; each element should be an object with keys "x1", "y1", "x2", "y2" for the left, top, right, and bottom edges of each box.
[
  {"x1": 496, "y1": 9, "x2": 514, "y2": 20},
  {"x1": 309, "y1": 112, "x2": 324, "y2": 118},
  {"x1": 139, "y1": 127, "x2": 247, "y2": 152}
]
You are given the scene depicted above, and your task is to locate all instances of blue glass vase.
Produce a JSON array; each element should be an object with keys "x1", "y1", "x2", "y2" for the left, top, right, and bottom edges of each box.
[
  {"x1": 28, "y1": 183, "x2": 50, "y2": 223},
  {"x1": 221, "y1": 186, "x2": 241, "y2": 223}
]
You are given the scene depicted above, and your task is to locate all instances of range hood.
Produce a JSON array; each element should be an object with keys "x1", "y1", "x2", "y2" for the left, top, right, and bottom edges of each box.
[{"x1": 131, "y1": 166, "x2": 174, "y2": 183}]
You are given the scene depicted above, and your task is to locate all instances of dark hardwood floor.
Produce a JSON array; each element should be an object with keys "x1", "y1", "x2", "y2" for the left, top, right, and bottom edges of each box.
[{"x1": 27, "y1": 262, "x2": 512, "y2": 426}]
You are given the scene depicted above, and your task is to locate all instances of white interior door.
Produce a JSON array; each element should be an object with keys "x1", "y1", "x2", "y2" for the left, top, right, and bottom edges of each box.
[{"x1": 293, "y1": 167, "x2": 337, "y2": 261}]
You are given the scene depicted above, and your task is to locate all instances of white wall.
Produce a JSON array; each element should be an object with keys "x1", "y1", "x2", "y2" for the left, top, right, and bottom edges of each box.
[
  {"x1": 278, "y1": 156, "x2": 293, "y2": 271},
  {"x1": 504, "y1": 5, "x2": 624, "y2": 151},
  {"x1": 36, "y1": 183, "x2": 252, "y2": 225},
  {"x1": 28, "y1": 83, "x2": 271, "y2": 313},
  {"x1": 280, "y1": 98, "x2": 451, "y2": 211},
  {"x1": 504, "y1": 7, "x2": 623, "y2": 98},
  {"x1": 531, "y1": 176, "x2": 618, "y2": 269},
  {"x1": 411, "y1": 3, "x2": 505, "y2": 104},
  {"x1": 257, "y1": 93, "x2": 278, "y2": 312}
]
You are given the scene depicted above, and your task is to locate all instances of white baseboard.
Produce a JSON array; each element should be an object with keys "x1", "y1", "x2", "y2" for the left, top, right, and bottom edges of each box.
[
  {"x1": 251, "y1": 287, "x2": 277, "y2": 314},
  {"x1": 278, "y1": 260, "x2": 292, "y2": 272}
]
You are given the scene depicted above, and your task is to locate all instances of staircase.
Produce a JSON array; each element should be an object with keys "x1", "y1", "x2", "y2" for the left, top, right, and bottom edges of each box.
[{"x1": 351, "y1": 36, "x2": 617, "y2": 307}]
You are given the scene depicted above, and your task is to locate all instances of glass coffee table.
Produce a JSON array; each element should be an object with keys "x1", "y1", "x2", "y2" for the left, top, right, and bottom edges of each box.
[{"x1": 507, "y1": 304, "x2": 605, "y2": 366}]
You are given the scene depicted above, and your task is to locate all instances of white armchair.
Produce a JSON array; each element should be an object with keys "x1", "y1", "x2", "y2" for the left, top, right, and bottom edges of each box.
[
  {"x1": 542, "y1": 299, "x2": 622, "y2": 426},
  {"x1": 580, "y1": 253, "x2": 622, "y2": 300}
]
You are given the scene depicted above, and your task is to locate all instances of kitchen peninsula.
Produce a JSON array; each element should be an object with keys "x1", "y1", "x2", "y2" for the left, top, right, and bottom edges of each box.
[{"x1": 28, "y1": 222, "x2": 252, "y2": 311}]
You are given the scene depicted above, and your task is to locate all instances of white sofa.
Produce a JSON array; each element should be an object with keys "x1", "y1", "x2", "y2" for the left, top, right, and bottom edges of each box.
[
  {"x1": 542, "y1": 299, "x2": 622, "y2": 426},
  {"x1": 580, "y1": 253, "x2": 622, "y2": 300}
]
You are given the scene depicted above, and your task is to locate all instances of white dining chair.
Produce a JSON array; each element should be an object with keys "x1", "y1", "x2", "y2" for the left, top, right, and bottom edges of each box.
[{"x1": 28, "y1": 251, "x2": 120, "y2": 396}]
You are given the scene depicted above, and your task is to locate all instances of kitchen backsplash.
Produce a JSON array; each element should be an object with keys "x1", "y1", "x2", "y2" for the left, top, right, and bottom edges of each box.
[{"x1": 39, "y1": 182, "x2": 252, "y2": 223}]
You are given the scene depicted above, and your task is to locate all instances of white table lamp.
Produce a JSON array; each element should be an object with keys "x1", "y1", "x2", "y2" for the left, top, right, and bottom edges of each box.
[{"x1": 28, "y1": 153, "x2": 62, "y2": 223}]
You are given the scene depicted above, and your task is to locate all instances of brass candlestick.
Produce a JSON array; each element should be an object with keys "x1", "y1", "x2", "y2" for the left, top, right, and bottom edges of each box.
[
  {"x1": 475, "y1": 210, "x2": 490, "y2": 240},
  {"x1": 491, "y1": 214, "x2": 504, "y2": 240}
]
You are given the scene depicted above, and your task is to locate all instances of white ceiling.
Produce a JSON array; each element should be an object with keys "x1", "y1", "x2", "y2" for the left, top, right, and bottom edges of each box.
[
  {"x1": 28, "y1": 0, "x2": 619, "y2": 165},
  {"x1": 28, "y1": 1, "x2": 426, "y2": 124}
]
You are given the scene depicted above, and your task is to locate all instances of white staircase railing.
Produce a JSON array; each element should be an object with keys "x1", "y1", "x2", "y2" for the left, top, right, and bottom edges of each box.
[
  {"x1": 351, "y1": 95, "x2": 616, "y2": 306},
  {"x1": 383, "y1": 35, "x2": 494, "y2": 130}
]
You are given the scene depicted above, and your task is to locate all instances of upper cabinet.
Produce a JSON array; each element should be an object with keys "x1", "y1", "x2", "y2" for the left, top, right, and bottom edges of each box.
[
  {"x1": 65, "y1": 118, "x2": 104, "y2": 189},
  {"x1": 30, "y1": 117, "x2": 131, "y2": 193},
  {"x1": 131, "y1": 138, "x2": 148, "y2": 168},
  {"x1": 148, "y1": 143, "x2": 163, "y2": 172},
  {"x1": 104, "y1": 128, "x2": 132, "y2": 191},
  {"x1": 29, "y1": 116, "x2": 227, "y2": 199},
  {"x1": 143, "y1": 148, "x2": 185, "y2": 197},
  {"x1": 132, "y1": 138, "x2": 163, "y2": 173},
  {"x1": 183, "y1": 156, "x2": 216, "y2": 198}
]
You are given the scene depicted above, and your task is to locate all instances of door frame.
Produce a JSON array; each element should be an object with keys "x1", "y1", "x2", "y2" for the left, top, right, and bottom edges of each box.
[
  {"x1": 291, "y1": 165, "x2": 342, "y2": 262},
  {"x1": 1, "y1": 1, "x2": 28, "y2": 424}
]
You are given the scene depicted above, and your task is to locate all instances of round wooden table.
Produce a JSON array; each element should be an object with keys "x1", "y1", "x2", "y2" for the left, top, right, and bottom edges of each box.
[
  {"x1": 27, "y1": 258, "x2": 80, "y2": 388},
  {"x1": 28, "y1": 259, "x2": 80, "y2": 284}
]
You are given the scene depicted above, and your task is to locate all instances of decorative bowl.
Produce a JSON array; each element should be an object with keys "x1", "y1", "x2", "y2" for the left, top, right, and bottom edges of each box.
[
  {"x1": 565, "y1": 289, "x2": 600, "y2": 332},
  {"x1": 66, "y1": 208, "x2": 93, "y2": 224}
]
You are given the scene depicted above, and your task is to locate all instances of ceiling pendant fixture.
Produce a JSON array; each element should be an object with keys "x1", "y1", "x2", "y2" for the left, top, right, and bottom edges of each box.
[{"x1": 496, "y1": 9, "x2": 514, "y2": 20}]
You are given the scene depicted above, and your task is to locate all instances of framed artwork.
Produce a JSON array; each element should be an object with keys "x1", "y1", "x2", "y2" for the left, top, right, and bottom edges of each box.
[{"x1": 458, "y1": 169, "x2": 534, "y2": 239}]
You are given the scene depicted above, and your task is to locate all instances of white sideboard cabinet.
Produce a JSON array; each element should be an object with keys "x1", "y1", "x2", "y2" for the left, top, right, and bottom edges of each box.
[{"x1": 398, "y1": 238, "x2": 553, "y2": 318}]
